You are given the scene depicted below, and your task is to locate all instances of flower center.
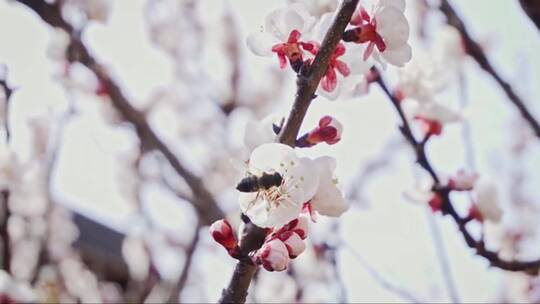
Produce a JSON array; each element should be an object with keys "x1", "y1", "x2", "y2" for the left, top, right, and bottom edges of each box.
[{"x1": 259, "y1": 173, "x2": 302, "y2": 211}]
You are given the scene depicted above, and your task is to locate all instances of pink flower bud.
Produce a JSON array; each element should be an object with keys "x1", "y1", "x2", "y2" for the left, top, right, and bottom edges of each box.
[
  {"x1": 278, "y1": 231, "x2": 306, "y2": 258},
  {"x1": 468, "y1": 205, "x2": 483, "y2": 222},
  {"x1": 297, "y1": 116, "x2": 343, "y2": 148},
  {"x1": 210, "y1": 219, "x2": 237, "y2": 250},
  {"x1": 415, "y1": 116, "x2": 442, "y2": 136},
  {"x1": 428, "y1": 193, "x2": 443, "y2": 212},
  {"x1": 254, "y1": 239, "x2": 290, "y2": 272},
  {"x1": 448, "y1": 170, "x2": 478, "y2": 191}
]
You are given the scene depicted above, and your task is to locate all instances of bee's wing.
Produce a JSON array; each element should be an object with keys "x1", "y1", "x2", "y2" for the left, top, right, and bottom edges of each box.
[{"x1": 230, "y1": 158, "x2": 255, "y2": 183}]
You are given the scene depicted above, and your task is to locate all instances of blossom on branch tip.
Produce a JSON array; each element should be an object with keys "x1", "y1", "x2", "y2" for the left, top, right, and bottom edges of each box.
[
  {"x1": 238, "y1": 143, "x2": 319, "y2": 228},
  {"x1": 246, "y1": 4, "x2": 316, "y2": 71},
  {"x1": 253, "y1": 239, "x2": 290, "y2": 271},
  {"x1": 343, "y1": 0, "x2": 411, "y2": 67},
  {"x1": 296, "y1": 116, "x2": 343, "y2": 147}
]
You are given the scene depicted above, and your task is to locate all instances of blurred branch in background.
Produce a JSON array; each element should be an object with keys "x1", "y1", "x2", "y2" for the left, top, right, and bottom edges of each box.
[
  {"x1": 13, "y1": 0, "x2": 224, "y2": 226},
  {"x1": 166, "y1": 222, "x2": 201, "y2": 303},
  {"x1": 342, "y1": 241, "x2": 425, "y2": 303},
  {"x1": 0, "y1": 66, "x2": 13, "y2": 142},
  {"x1": 0, "y1": 67, "x2": 12, "y2": 273},
  {"x1": 221, "y1": 1, "x2": 242, "y2": 115},
  {"x1": 438, "y1": 0, "x2": 540, "y2": 138},
  {"x1": 374, "y1": 68, "x2": 540, "y2": 274},
  {"x1": 346, "y1": 136, "x2": 404, "y2": 207}
]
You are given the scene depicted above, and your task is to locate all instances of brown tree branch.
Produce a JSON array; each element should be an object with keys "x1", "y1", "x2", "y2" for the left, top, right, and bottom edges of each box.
[
  {"x1": 13, "y1": 0, "x2": 224, "y2": 226},
  {"x1": 373, "y1": 69, "x2": 540, "y2": 275},
  {"x1": 519, "y1": 0, "x2": 540, "y2": 31},
  {"x1": 439, "y1": 0, "x2": 540, "y2": 138},
  {"x1": 219, "y1": 1, "x2": 359, "y2": 303},
  {"x1": 278, "y1": 0, "x2": 359, "y2": 146}
]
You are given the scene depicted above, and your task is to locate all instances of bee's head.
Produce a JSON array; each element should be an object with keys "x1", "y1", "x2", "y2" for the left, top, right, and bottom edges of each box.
[{"x1": 274, "y1": 172, "x2": 283, "y2": 185}]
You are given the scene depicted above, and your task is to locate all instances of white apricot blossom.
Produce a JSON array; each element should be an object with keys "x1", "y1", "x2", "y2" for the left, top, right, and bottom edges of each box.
[
  {"x1": 397, "y1": 55, "x2": 461, "y2": 133},
  {"x1": 243, "y1": 114, "x2": 282, "y2": 152},
  {"x1": 238, "y1": 143, "x2": 319, "y2": 228},
  {"x1": 310, "y1": 156, "x2": 349, "y2": 217},
  {"x1": 344, "y1": 0, "x2": 412, "y2": 67},
  {"x1": 412, "y1": 102, "x2": 462, "y2": 125},
  {"x1": 474, "y1": 180, "x2": 503, "y2": 223},
  {"x1": 312, "y1": 14, "x2": 372, "y2": 98},
  {"x1": 246, "y1": 4, "x2": 316, "y2": 69}
]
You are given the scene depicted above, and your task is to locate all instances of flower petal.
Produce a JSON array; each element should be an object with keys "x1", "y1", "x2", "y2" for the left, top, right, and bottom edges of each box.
[
  {"x1": 310, "y1": 156, "x2": 349, "y2": 217},
  {"x1": 246, "y1": 32, "x2": 278, "y2": 56},
  {"x1": 265, "y1": 7, "x2": 289, "y2": 41},
  {"x1": 375, "y1": 6, "x2": 409, "y2": 48},
  {"x1": 249, "y1": 143, "x2": 296, "y2": 174},
  {"x1": 239, "y1": 192, "x2": 304, "y2": 228},
  {"x1": 378, "y1": 0, "x2": 406, "y2": 12},
  {"x1": 381, "y1": 44, "x2": 412, "y2": 67}
]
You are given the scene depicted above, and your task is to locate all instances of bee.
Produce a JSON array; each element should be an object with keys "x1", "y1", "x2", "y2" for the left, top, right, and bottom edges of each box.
[{"x1": 236, "y1": 171, "x2": 283, "y2": 193}]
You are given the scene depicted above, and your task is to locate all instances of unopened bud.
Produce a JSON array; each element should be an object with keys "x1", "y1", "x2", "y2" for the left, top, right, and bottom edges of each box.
[
  {"x1": 415, "y1": 116, "x2": 442, "y2": 136},
  {"x1": 210, "y1": 219, "x2": 237, "y2": 251},
  {"x1": 296, "y1": 116, "x2": 343, "y2": 148},
  {"x1": 254, "y1": 239, "x2": 290, "y2": 272},
  {"x1": 277, "y1": 231, "x2": 306, "y2": 258}
]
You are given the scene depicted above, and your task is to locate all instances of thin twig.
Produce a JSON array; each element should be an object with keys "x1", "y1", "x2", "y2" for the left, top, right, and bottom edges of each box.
[
  {"x1": 342, "y1": 241, "x2": 425, "y2": 303},
  {"x1": 13, "y1": 0, "x2": 224, "y2": 226},
  {"x1": 167, "y1": 223, "x2": 201, "y2": 303},
  {"x1": 373, "y1": 69, "x2": 540, "y2": 274},
  {"x1": 425, "y1": 211, "x2": 461, "y2": 302},
  {"x1": 439, "y1": 0, "x2": 540, "y2": 138},
  {"x1": 219, "y1": 1, "x2": 359, "y2": 302}
]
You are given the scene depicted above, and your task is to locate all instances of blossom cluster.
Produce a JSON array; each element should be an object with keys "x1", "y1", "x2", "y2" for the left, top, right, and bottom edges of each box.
[
  {"x1": 407, "y1": 170, "x2": 503, "y2": 224},
  {"x1": 247, "y1": 0, "x2": 412, "y2": 99},
  {"x1": 211, "y1": 112, "x2": 347, "y2": 271}
]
